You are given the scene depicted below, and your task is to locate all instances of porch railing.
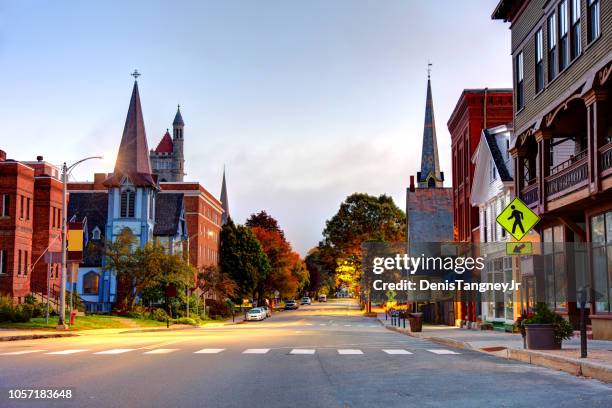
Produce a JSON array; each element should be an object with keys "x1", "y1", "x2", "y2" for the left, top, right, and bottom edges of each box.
[
  {"x1": 600, "y1": 142, "x2": 612, "y2": 176},
  {"x1": 545, "y1": 153, "x2": 588, "y2": 200},
  {"x1": 521, "y1": 181, "x2": 539, "y2": 207}
]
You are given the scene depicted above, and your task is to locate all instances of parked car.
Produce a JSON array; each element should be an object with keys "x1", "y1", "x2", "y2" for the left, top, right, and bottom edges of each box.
[
  {"x1": 318, "y1": 294, "x2": 327, "y2": 302},
  {"x1": 284, "y1": 300, "x2": 299, "y2": 310},
  {"x1": 301, "y1": 296, "x2": 311, "y2": 305},
  {"x1": 246, "y1": 308, "x2": 266, "y2": 321},
  {"x1": 260, "y1": 305, "x2": 272, "y2": 318}
]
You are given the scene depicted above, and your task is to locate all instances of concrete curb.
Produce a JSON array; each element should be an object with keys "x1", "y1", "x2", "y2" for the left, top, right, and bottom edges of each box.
[
  {"x1": 117, "y1": 326, "x2": 200, "y2": 334},
  {"x1": 380, "y1": 319, "x2": 612, "y2": 384},
  {"x1": 0, "y1": 333, "x2": 77, "y2": 342}
]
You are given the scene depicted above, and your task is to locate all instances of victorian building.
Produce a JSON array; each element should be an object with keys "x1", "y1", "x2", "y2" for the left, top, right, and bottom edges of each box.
[{"x1": 494, "y1": 0, "x2": 612, "y2": 338}]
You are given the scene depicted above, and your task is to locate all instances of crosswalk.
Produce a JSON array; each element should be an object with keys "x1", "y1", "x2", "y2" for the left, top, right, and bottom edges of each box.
[{"x1": 0, "y1": 347, "x2": 461, "y2": 357}]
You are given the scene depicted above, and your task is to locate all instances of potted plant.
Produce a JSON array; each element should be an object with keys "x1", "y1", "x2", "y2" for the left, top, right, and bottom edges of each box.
[{"x1": 517, "y1": 303, "x2": 573, "y2": 350}]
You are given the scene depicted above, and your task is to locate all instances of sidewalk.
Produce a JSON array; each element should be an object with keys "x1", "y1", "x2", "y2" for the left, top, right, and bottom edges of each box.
[{"x1": 378, "y1": 313, "x2": 612, "y2": 384}]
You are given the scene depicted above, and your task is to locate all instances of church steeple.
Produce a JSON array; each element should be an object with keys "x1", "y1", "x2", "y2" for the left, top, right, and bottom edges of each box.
[
  {"x1": 220, "y1": 167, "x2": 229, "y2": 225},
  {"x1": 105, "y1": 76, "x2": 156, "y2": 187},
  {"x1": 417, "y1": 68, "x2": 444, "y2": 188}
]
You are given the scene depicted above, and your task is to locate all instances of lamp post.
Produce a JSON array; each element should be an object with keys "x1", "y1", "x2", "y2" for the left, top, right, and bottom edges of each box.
[{"x1": 57, "y1": 156, "x2": 103, "y2": 328}]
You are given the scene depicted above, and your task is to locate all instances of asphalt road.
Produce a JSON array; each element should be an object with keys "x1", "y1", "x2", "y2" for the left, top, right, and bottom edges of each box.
[{"x1": 1, "y1": 299, "x2": 612, "y2": 408}]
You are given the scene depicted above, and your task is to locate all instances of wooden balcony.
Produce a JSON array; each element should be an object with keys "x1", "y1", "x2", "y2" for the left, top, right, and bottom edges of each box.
[
  {"x1": 545, "y1": 150, "x2": 588, "y2": 201},
  {"x1": 600, "y1": 142, "x2": 612, "y2": 177},
  {"x1": 521, "y1": 181, "x2": 539, "y2": 208}
]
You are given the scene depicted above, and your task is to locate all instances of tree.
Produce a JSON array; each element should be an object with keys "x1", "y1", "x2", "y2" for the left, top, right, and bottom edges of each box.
[
  {"x1": 219, "y1": 218, "x2": 270, "y2": 302},
  {"x1": 246, "y1": 210, "x2": 285, "y2": 240},
  {"x1": 197, "y1": 265, "x2": 237, "y2": 300}
]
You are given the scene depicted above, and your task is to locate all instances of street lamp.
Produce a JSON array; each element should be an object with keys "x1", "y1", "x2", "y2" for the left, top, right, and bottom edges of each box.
[{"x1": 57, "y1": 156, "x2": 103, "y2": 328}]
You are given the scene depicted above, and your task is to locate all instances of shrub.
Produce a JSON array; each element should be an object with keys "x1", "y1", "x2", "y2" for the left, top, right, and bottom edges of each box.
[
  {"x1": 152, "y1": 308, "x2": 169, "y2": 322},
  {"x1": 206, "y1": 299, "x2": 231, "y2": 318},
  {"x1": 12, "y1": 304, "x2": 33, "y2": 323},
  {"x1": 24, "y1": 294, "x2": 37, "y2": 305},
  {"x1": 176, "y1": 317, "x2": 197, "y2": 326}
]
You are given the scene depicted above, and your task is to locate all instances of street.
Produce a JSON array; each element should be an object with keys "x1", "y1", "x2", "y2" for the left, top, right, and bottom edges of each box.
[{"x1": 1, "y1": 299, "x2": 612, "y2": 408}]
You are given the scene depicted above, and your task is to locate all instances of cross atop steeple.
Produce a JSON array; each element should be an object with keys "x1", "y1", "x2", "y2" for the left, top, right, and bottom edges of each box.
[
  {"x1": 131, "y1": 69, "x2": 141, "y2": 80},
  {"x1": 427, "y1": 62, "x2": 432, "y2": 79}
]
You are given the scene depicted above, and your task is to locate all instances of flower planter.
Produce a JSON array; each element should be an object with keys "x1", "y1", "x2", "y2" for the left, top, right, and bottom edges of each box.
[
  {"x1": 408, "y1": 313, "x2": 423, "y2": 332},
  {"x1": 525, "y1": 324, "x2": 561, "y2": 350}
]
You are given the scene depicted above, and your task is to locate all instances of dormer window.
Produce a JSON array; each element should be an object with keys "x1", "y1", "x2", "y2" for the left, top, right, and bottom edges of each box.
[
  {"x1": 91, "y1": 226, "x2": 101, "y2": 240},
  {"x1": 120, "y1": 189, "x2": 135, "y2": 218}
]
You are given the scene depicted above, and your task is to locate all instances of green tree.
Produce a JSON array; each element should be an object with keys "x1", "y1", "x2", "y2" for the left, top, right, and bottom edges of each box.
[
  {"x1": 219, "y1": 218, "x2": 271, "y2": 302},
  {"x1": 197, "y1": 265, "x2": 237, "y2": 300}
]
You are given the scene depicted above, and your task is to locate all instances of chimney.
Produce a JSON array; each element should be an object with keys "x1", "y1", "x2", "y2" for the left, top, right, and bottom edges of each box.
[
  {"x1": 0, "y1": 150, "x2": 6, "y2": 162},
  {"x1": 37, "y1": 155, "x2": 43, "y2": 162},
  {"x1": 93, "y1": 173, "x2": 107, "y2": 190},
  {"x1": 409, "y1": 176, "x2": 415, "y2": 192}
]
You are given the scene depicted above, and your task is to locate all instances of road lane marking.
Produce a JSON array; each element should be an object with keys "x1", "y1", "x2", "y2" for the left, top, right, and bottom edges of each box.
[
  {"x1": 383, "y1": 349, "x2": 413, "y2": 355},
  {"x1": 0, "y1": 350, "x2": 46, "y2": 355},
  {"x1": 290, "y1": 349, "x2": 315, "y2": 355},
  {"x1": 242, "y1": 349, "x2": 270, "y2": 354},
  {"x1": 427, "y1": 349, "x2": 460, "y2": 355},
  {"x1": 337, "y1": 349, "x2": 363, "y2": 355},
  {"x1": 46, "y1": 349, "x2": 88, "y2": 355},
  {"x1": 94, "y1": 349, "x2": 136, "y2": 355},
  {"x1": 319, "y1": 324, "x2": 327, "y2": 326},
  {"x1": 343, "y1": 324, "x2": 352, "y2": 327},
  {"x1": 144, "y1": 349, "x2": 178, "y2": 355},
  {"x1": 194, "y1": 348, "x2": 225, "y2": 354}
]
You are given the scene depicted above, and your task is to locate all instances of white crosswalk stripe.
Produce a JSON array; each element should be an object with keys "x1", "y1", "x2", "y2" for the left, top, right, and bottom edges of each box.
[
  {"x1": 144, "y1": 349, "x2": 178, "y2": 355},
  {"x1": 382, "y1": 349, "x2": 413, "y2": 355},
  {"x1": 194, "y1": 348, "x2": 225, "y2": 354},
  {"x1": 0, "y1": 350, "x2": 46, "y2": 355},
  {"x1": 337, "y1": 349, "x2": 363, "y2": 355},
  {"x1": 242, "y1": 348, "x2": 270, "y2": 354},
  {"x1": 290, "y1": 349, "x2": 315, "y2": 355},
  {"x1": 46, "y1": 349, "x2": 88, "y2": 355},
  {"x1": 427, "y1": 349, "x2": 460, "y2": 355},
  {"x1": 94, "y1": 349, "x2": 136, "y2": 355}
]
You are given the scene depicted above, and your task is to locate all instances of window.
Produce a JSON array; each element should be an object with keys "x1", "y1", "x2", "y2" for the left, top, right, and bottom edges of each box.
[
  {"x1": 17, "y1": 249, "x2": 22, "y2": 275},
  {"x1": 543, "y1": 225, "x2": 567, "y2": 309},
  {"x1": 591, "y1": 211, "x2": 612, "y2": 312},
  {"x1": 500, "y1": 198, "x2": 507, "y2": 238},
  {"x1": 1, "y1": 195, "x2": 8, "y2": 217},
  {"x1": 490, "y1": 160, "x2": 497, "y2": 182},
  {"x1": 535, "y1": 28, "x2": 544, "y2": 93},
  {"x1": 588, "y1": 0, "x2": 600, "y2": 42},
  {"x1": 92, "y1": 227, "x2": 101, "y2": 240},
  {"x1": 548, "y1": 13, "x2": 558, "y2": 81},
  {"x1": 83, "y1": 271, "x2": 99, "y2": 295},
  {"x1": 571, "y1": 0, "x2": 581, "y2": 59},
  {"x1": 26, "y1": 198, "x2": 30, "y2": 221},
  {"x1": 23, "y1": 251, "x2": 28, "y2": 275},
  {"x1": 0, "y1": 250, "x2": 6, "y2": 274},
  {"x1": 559, "y1": 0, "x2": 569, "y2": 70},
  {"x1": 516, "y1": 51, "x2": 524, "y2": 111},
  {"x1": 19, "y1": 195, "x2": 24, "y2": 219},
  {"x1": 120, "y1": 189, "x2": 135, "y2": 218}
]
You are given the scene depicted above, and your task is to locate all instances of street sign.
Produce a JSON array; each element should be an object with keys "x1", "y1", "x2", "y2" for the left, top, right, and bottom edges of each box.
[
  {"x1": 506, "y1": 242, "x2": 533, "y2": 256},
  {"x1": 496, "y1": 197, "x2": 540, "y2": 241}
]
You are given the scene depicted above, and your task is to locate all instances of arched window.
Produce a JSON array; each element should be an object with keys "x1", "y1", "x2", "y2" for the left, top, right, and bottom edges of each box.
[
  {"x1": 428, "y1": 178, "x2": 436, "y2": 188},
  {"x1": 91, "y1": 226, "x2": 101, "y2": 240},
  {"x1": 120, "y1": 189, "x2": 135, "y2": 218},
  {"x1": 83, "y1": 271, "x2": 99, "y2": 295}
]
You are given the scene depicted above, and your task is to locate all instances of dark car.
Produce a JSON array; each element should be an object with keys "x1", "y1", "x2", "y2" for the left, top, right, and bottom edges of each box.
[{"x1": 284, "y1": 300, "x2": 299, "y2": 310}]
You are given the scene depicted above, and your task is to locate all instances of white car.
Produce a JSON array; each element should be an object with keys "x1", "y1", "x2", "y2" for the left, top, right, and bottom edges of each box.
[
  {"x1": 301, "y1": 296, "x2": 311, "y2": 305},
  {"x1": 246, "y1": 308, "x2": 266, "y2": 321}
]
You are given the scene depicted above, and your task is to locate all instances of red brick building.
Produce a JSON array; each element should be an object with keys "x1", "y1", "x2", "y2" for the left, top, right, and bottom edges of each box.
[
  {"x1": 0, "y1": 152, "x2": 63, "y2": 302},
  {"x1": 447, "y1": 89, "x2": 513, "y2": 243}
]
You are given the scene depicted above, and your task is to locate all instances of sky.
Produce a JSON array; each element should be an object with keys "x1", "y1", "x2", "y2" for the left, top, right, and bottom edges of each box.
[{"x1": 0, "y1": 0, "x2": 511, "y2": 254}]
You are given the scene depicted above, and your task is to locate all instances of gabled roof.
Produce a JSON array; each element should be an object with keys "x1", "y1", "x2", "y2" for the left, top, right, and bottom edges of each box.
[
  {"x1": 155, "y1": 130, "x2": 174, "y2": 153},
  {"x1": 484, "y1": 127, "x2": 513, "y2": 182},
  {"x1": 67, "y1": 192, "x2": 108, "y2": 267},
  {"x1": 105, "y1": 81, "x2": 156, "y2": 188},
  {"x1": 154, "y1": 193, "x2": 184, "y2": 236}
]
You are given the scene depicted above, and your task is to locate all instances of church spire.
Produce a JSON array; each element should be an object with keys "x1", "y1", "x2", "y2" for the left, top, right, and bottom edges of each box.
[
  {"x1": 417, "y1": 68, "x2": 444, "y2": 188},
  {"x1": 105, "y1": 74, "x2": 156, "y2": 187},
  {"x1": 220, "y1": 166, "x2": 229, "y2": 225}
]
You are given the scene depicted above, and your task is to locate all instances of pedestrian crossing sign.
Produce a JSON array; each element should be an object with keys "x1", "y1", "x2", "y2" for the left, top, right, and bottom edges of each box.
[
  {"x1": 496, "y1": 197, "x2": 540, "y2": 241},
  {"x1": 506, "y1": 242, "x2": 533, "y2": 256}
]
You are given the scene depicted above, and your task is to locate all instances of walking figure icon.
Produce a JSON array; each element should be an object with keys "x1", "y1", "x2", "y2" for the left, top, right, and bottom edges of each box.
[
  {"x1": 508, "y1": 205, "x2": 525, "y2": 234},
  {"x1": 496, "y1": 198, "x2": 540, "y2": 241}
]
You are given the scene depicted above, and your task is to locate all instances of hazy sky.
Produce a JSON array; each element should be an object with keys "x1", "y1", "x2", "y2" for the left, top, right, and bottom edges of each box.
[{"x1": 0, "y1": 0, "x2": 511, "y2": 254}]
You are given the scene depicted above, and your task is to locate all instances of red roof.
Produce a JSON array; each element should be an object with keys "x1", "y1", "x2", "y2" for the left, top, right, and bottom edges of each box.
[{"x1": 155, "y1": 131, "x2": 174, "y2": 153}]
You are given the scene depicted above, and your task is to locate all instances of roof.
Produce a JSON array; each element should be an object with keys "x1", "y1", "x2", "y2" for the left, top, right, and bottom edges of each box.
[
  {"x1": 173, "y1": 106, "x2": 184, "y2": 127},
  {"x1": 483, "y1": 126, "x2": 513, "y2": 182},
  {"x1": 417, "y1": 77, "x2": 443, "y2": 187},
  {"x1": 492, "y1": 0, "x2": 525, "y2": 21},
  {"x1": 105, "y1": 81, "x2": 156, "y2": 188},
  {"x1": 154, "y1": 193, "x2": 184, "y2": 236},
  {"x1": 220, "y1": 168, "x2": 229, "y2": 224},
  {"x1": 67, "y1": 192, "x2": 108, "y2": 266},
  {"x1": 155, "y1": 130, "x2": 174, "y2": 153}
]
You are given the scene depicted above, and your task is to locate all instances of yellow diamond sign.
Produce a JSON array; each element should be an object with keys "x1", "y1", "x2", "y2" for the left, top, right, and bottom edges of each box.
[{"x1": 496, "y1": 197, "x2": 540, "y2": 241}]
